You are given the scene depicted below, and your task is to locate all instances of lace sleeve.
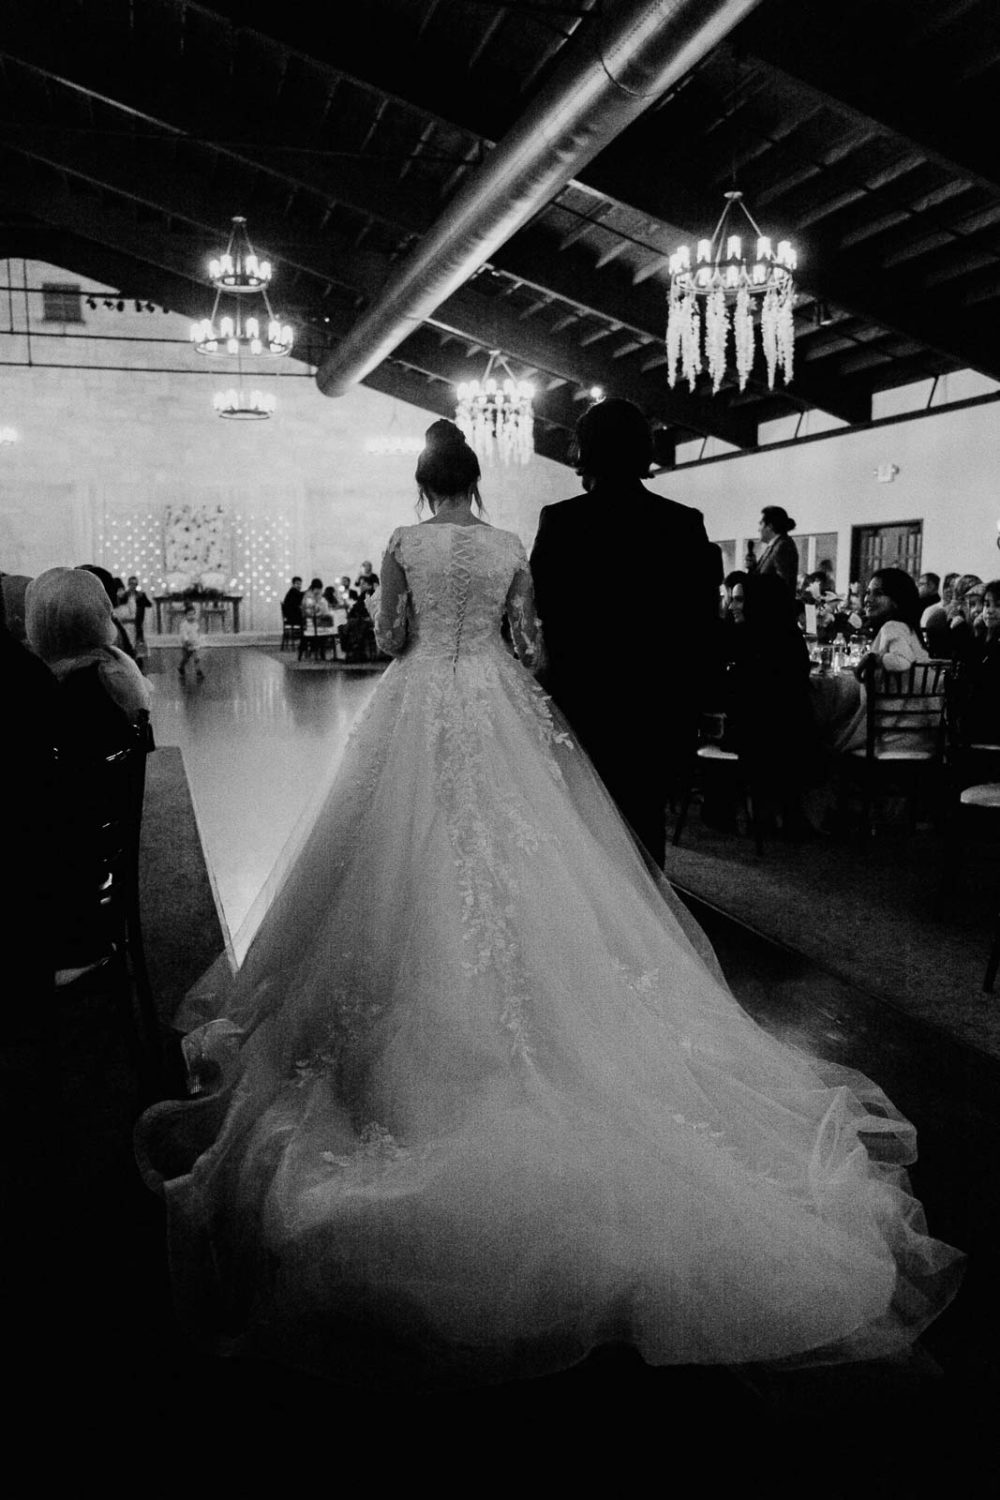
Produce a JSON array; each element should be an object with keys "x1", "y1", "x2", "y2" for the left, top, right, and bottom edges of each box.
[
  {"x1": 505, "y1": 551, "x2": 544, "y2": 671},
  {"x1": 371, "y1": 529, "x2": 410, "y2": 656}
]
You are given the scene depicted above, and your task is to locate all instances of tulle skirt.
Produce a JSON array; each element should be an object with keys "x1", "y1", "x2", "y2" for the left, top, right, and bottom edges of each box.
[{"x1": 136, "y1": 640, "x2": 962, "y2": 1385}]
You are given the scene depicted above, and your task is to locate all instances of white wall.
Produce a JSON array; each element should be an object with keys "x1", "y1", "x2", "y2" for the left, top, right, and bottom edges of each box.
[
  {"x1": 0, "y1": 259, "x2": 576, "y2": 627},
  {"x1": 653, "y1": 372, "x2": 1000, "y2": 591}
]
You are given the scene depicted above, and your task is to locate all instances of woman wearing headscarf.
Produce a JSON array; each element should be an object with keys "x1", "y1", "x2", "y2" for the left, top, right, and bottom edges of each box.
[
  {"x1": 26, "y1": 568, "x2": 151, "y2": 756},
  {"x1": 26, "y1": 568, "x2": 152, "y2": 978},
  {"x1": 75, "y1": 563, "x2": 138, "y2": 662}
]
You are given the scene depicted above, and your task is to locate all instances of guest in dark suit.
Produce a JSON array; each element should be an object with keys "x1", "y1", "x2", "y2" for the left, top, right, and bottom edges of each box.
[
  {"x1": 282, "y1": 576, "x2": 305, "y2": 627},
  {"x1": 750, "y1": 507, "x2": 799, "y2": 593},
  {"x1": 529, "y1": 398, "x2": 720, "y2": 867}
]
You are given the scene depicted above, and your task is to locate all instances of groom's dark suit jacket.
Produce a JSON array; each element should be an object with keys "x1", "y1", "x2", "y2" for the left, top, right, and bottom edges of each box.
[{"x1": 529, "y1": 478, "x2": 720, "y2": 865}]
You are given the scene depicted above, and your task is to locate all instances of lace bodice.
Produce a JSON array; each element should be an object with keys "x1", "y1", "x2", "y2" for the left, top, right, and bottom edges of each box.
[{"x1": 372, "y1": 523, "x2": 540, "y2": 665}]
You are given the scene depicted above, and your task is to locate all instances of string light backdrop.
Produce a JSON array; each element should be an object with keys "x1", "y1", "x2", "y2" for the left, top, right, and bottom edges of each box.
[{"x1": 96, "y1": 495, "x2": 295, "y2": 631}]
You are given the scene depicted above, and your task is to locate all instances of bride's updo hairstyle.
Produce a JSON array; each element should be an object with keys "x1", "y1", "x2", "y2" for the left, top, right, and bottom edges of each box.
[{"x1": 415, "y1": 420, "x2": 483, "y2": 513}]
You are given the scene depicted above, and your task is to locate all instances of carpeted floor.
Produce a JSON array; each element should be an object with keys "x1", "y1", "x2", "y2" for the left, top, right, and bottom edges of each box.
[
  {"x1": 663, "y1": 804, "x2": 1000, "y2": 1061},
  {"x1": 139, "y1": 746, "x2": 226, "y2": 1018}
]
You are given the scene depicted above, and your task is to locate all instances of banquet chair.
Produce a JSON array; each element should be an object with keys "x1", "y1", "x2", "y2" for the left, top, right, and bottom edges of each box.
[
  {"x1": 297, "y1": 614, "x2": 341, "y2": 661},
  {"x1": 936, "y1": 671, "x2": 1000, "y2": 986},
  {"x1": 55, "y1": 706, "x2": 163, "y2": 1100},
  {"x1": 671, "y1": 711, "x2": 764, "y2": 856},
  {"x1": 843, "y1": 658, "x2": 950, "y2": 838},
  {"x1": 280, "y1": 607, "x2": 303, "y2": 651}
]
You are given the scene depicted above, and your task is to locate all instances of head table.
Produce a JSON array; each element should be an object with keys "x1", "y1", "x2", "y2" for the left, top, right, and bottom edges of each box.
[{"x1": 154, "y1": 594, "x2": 243, "y2": 634}]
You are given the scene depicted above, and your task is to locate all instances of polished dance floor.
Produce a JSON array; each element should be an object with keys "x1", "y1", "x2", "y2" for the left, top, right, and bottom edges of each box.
[{"x1": 13, "y1": 647, "x2": 996, "y2": 1471}]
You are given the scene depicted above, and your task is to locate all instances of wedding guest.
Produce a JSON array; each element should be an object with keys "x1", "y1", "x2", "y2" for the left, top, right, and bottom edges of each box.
[
  {"x1": 114, "y1": 574, "x2": 153, "y2": 667},
  {"x1": 354, "y1": 560, "x2": 379, "y2": 591},
  {"x1": 942, "y1": 574, "x2": 984, "y2": 660},
  {"x1": 301, "y1": 578, "x2": 325, "y2": 620},
  {"x1": 918, "y1": 572, "x2": 941, "y2": 609},
  {"x1": 76, "y1": 563, "x2": 137, "y2": 661},
  {"x1": 953, "y1": 577, "x2": 1000, "y2": 748},
  {"x1": 281, "y1": 576, "x2": 304, "y2": 627},
  {"x1": 922, "y1": 571, "x2": 961, "y2": 654},
  {"x1": 26, "y1": 567, "x2": 151, "y2": 753},
  {"x1": 338, "y1": 574, "x2": 357, "y2": 603},
  {"x1": 178, "y1": 602, "x2": 205, "y2": 681},
  {"x1": 0, "y1": 572, "x2": 31, "y2": 642},
  {"x1": 723, "y1": 573, "x2": 817, "y2": 836},
  {"x1": 838, "y1": 568, "x2": 931, "y2": 755},
  {"x1": 749, "y1": 507, "x2": 798, "y2": 592}
]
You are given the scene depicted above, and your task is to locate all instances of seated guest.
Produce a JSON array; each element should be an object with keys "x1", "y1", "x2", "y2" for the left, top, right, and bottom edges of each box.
[
  {"x1": 953, "y1": 578, "x2": 1000, "y2": 747},
  {"x1": 0, "y1": 572, "x2": 32, "y2": 643},
  {"x1": 301, "y1": 578, "x2": 326, "y2": 621},
  {"x1": 922, "y1": 571, "x2": 961, "y2": 655},
  {"x1": 722, "y1": 573, "x2": 816, "y2": 834},
  {"x1": 2, "y1": 574, "x2": 60, "y2": 973},
  {"x1": 282, "y1": 576, "x2": 305, "y2": 626},
  {"x1": 837, "y1": 568, "x2": 931, "y2": 755},
  {"x1": 25, "y1": 568, "x2": 151, "y2": 979},
  {"x1": 26, "y1": 568, "x2": 151, "y2": 756},
  {"x1": 942, "y1": 574, "x2": 984, "y2": 660},
  {"x1": 338, "y1": 573, "x2": 357, "y2": 604},
  {"x1": 918, "y1": 571, "x2": 941, "y2": 610},
  {"x1": 76, "y1": 563, "x2": 137, "y2": 662}
]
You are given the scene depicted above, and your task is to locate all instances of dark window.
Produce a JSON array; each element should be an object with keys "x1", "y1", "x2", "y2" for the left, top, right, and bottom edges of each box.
[{"x1": 41, "y1": 283, "x2": 84, "y2": 323}]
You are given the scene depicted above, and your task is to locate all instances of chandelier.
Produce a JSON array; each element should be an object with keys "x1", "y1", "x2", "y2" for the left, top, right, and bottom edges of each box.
[
  {"x1": 212, "y1": 388, "x2": 276, "y2": 421},
  {"x1": 191, "y1": 216, "x2": 293, "y2": 360},
  {"x1": 208, "y1": 216, "x2": 272, "y2": 290},
  {"x1": 455, "y1": 351, "x2": 534, "y2": 466},
  {"x1": 666, "y1": 191, "x2": 796, "y2": 395}
]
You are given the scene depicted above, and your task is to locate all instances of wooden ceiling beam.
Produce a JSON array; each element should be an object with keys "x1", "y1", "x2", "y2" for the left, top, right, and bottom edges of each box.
[{"x1": 735, "y1": 19, "x2": 1000, "y2": 197}]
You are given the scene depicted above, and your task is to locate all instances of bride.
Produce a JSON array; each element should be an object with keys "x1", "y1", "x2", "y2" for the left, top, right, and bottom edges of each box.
[{"x1": 138, "y1": 419, "x2": 961, "y2": 1387}]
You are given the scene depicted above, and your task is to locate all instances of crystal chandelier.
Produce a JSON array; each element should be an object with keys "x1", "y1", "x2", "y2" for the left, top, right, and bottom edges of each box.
[
  {"x1": 455, "y1": 351, "x2": 534, "y2": 466},
  {"x1": 666, "y1": 191, "x2": 796, "y2": 395}
]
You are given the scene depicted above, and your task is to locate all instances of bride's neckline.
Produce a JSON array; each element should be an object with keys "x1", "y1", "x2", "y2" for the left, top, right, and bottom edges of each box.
[{"x1": 418, "y1": 519, "x2": 492, "y2": 529}]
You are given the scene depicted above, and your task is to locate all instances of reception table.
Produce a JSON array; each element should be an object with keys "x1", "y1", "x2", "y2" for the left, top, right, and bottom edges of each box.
[{"x1": 154, "y1": 594, "x2": 243, "y2": 633}]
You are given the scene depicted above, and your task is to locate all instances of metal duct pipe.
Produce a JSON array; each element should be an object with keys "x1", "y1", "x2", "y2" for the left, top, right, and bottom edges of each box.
[{"x1": 316, "y1": 0, "x2": 763, "y2": 398}]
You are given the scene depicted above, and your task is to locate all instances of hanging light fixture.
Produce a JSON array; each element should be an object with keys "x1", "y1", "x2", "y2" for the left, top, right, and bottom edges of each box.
[
  {"x1": 191, "y1": 216, "x2": 294, "y2": 358},
  {"x1": 207, "y1": 216, "x2": 272, "y2": 290},
  {"x1": 212, "y1": 388, "x2": 276, "y2": 421},
  {"x1": 455, "y1": 351, "x2": 534, "y2": 466},
  {"x1": 666, "y1": 191, "x2": 796, "y2": 396}
]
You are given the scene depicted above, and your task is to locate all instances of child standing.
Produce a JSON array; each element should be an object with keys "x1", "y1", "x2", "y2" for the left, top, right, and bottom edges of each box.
[{"x1": 178, "y1": 602, "x2": 205, "y2": 681}]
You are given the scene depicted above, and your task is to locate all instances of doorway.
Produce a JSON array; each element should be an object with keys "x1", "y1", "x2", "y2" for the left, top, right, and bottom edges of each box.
[{"x1": 850, "y1": 521, "x2": 922, "y2": 587}]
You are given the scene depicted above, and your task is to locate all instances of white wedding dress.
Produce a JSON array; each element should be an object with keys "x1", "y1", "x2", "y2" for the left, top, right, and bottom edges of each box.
[{"x1": 139, "y1": 521, "x2": 961, "y2": 1386}]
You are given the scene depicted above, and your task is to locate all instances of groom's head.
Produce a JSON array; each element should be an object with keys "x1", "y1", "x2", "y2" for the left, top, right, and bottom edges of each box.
[{"x1": 573, "y1": 398, "x2": 653, "y2": 486}]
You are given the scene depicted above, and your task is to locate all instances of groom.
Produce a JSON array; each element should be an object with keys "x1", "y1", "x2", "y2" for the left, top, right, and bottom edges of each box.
[{"x1": 529, "y1": 399, "x2": 720, "y2": 867}]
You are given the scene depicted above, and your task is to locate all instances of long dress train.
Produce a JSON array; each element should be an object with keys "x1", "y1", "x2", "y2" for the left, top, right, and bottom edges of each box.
[{"x1": 136, "y1": 521, "x2": 962, "y2": 1386}]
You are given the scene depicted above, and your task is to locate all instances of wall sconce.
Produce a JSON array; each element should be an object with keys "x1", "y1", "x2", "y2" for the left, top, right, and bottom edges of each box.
[{"x1": 874, "y1": 462, "x2": 900, "y2": 482}]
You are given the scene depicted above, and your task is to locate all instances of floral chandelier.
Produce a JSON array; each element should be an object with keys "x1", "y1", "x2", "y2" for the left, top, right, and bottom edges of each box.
[
  {"x1": 455, "y1": 351, "x2": 535, "y2": 466},
  {"x1": 666, "y1": 191, "x2": 796, "y2": 395},
  {"x1": 192, "y1": 216, "x2": 292, "y2": 419}
]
